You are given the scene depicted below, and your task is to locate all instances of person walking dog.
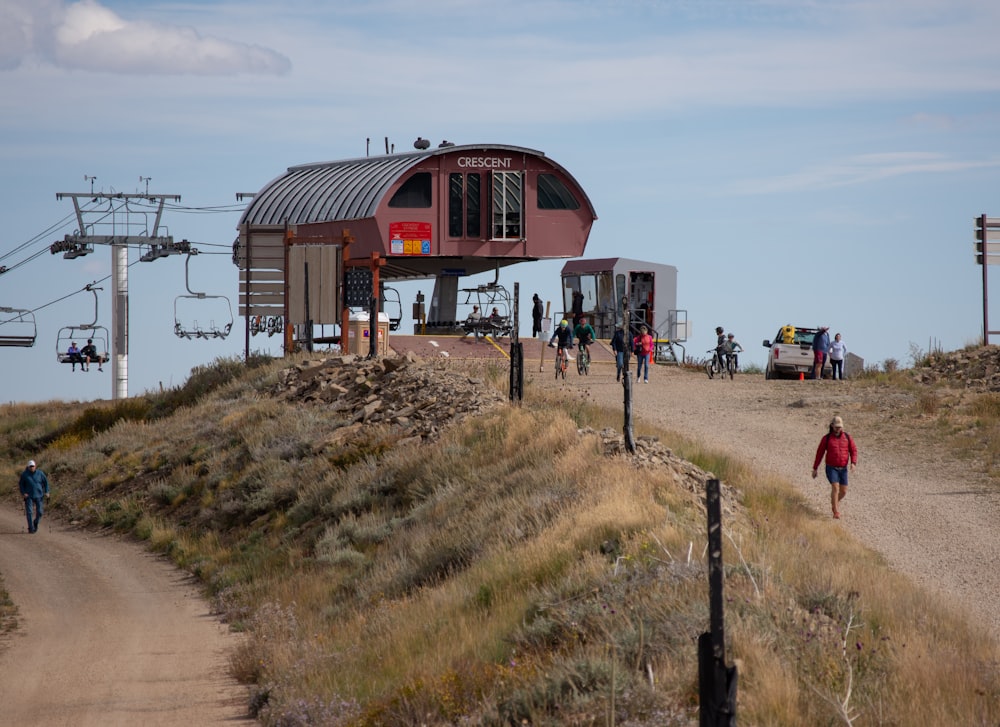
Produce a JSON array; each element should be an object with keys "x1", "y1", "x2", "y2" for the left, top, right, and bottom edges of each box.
[
  {"x1": 18, "y1": 459, "x2": 50, "y2": 533},
  {"x1": 812, "y1": 416, "x2": 858, "y2": 519}
]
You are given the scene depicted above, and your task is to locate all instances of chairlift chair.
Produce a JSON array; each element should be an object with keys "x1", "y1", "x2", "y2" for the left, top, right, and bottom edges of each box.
[
  {"x1": 55, "y1": 285, "x2": 109, "y2": 366},
  {"x1": 0, "y1": 306, "x2": 37, "y2": 347},
  {"x1": 382, "y1": 286, "x2": 403, "y2": 331},
  {"x1": 460, "y1": 281, "x2": 514, "y2": 338},
  {"x1": 173, "y1": 252, "x2": 234, "y2": 340}
]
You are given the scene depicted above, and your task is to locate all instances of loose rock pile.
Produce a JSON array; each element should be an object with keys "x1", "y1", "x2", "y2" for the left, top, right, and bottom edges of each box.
[
  {"x1": 910, "y1": 345, "x2": 1000, "y2": 390},
  {"x1": 272, "y1": 352, "x2": 507, "y2": 441},
  {"x1": 589, "y1": 426, "x2": 740, "y2": 513}
]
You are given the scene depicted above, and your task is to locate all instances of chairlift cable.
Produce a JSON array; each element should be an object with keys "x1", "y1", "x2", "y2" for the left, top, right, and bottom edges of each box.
[{"x1": 0, "y1": 211, "x2": 79, "y2": 262}]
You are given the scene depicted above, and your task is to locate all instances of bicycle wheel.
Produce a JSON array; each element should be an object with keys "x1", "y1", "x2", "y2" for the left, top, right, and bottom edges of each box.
[
  {"x1": 576, "y1": 351, "x2": 584, "y2": 375},
  {"x1": 706, "y1": 358, "x2": 714, "y2": 379},
  {"x1": 727, "y1": 357, "x2": 735, "y2": 380},
  {"x1": 584, "y1": 352, "x2": 590, "y2": 375},
  {"x1": 561, "y1": 355, "x2": 567, "y2": 379}
]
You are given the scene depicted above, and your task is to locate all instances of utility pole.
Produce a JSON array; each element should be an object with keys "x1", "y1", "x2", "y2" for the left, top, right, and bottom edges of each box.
[{"x1": 53, "y1": 186, "x2": 181, "y2": 399}]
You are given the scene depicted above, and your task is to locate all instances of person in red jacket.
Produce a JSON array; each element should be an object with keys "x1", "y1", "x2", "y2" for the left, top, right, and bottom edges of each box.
[
  {"x1": 812, "y1": 415, "x2": 858, "y2": 519},
  {"x1": 632, "y1": 324, "x2": 654, "y2": 383}
]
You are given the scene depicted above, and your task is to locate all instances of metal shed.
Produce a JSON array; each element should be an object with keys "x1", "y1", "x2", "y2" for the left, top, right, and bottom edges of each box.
[{"x1": 559, "y1": 257, "x2": 686, "y2": 342}]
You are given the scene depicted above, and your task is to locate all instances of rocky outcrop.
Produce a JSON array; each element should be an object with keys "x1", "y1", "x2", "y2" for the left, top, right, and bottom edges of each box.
[
  {"x1": 910, "y1": 345, "x2": 1000, "y2": 390},
  {"x1": 271, "y1": 352, "x2": 507, "y2": 441}
]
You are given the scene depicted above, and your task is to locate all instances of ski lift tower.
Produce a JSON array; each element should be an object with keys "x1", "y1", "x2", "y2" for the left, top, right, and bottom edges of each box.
[{"x1": 53, "y1": 179, "x2": 180, "y2": 399}]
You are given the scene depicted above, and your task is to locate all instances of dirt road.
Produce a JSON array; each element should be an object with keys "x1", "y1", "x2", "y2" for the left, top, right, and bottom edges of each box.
[
  {"x1": 528, "y1": 354, "x2": 1000, "y2": 643},
  {"x1": 0, "y1": 507, "x2": 249, "y2": 726}
]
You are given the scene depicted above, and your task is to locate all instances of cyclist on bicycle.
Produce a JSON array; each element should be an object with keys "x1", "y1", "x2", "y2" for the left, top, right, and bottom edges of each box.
[
  {"x1": 548, "y1": 319, "x2": 574, "y2": 363},
  {"x1": 726, "y1": 333, "x2": 744, "y2": 370},
  {"x1": 714, "y1": 326, "x2": 728, "y2": 371},
  {"x1": 573, "y1": 315, "x2": 596, "y2": 361}
]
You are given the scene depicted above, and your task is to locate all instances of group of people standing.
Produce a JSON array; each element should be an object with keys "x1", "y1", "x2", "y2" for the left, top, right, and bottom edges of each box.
[
  {"x1": 811, "y1": 327, "x2": 848, "y2": 380},
  {"x1": 609, "y1": 322, "x2": 654, "y2": 383}
]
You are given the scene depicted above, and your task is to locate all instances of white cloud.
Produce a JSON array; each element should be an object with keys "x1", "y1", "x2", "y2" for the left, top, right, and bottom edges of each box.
[
  {"x1": 729, "y1": 152, "x2": 1000, "y2": 195},
  {"x1": 0, "y1": 0, "x2": 290, "y2": 75}
]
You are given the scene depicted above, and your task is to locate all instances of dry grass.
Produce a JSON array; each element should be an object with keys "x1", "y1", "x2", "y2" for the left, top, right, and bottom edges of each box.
[{"x1": 2, "y1": 355, "x2": 999, "y2": 725}]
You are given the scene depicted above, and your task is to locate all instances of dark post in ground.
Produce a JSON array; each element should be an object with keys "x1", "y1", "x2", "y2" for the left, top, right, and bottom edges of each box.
[
  {"x1": 622, "y1": 295, "x2": 635, "y2": 453},
  {"x1": 509, "y1": 283, "x2": 523, "y2": 402},
  {"x1": 699, "y1": 477, "x2": 738, "y2": 726}
]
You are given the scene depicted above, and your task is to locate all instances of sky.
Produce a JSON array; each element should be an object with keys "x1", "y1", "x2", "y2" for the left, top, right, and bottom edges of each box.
[{"x1": 2, "y1": 0, "x2": 1000, "y2": 404}]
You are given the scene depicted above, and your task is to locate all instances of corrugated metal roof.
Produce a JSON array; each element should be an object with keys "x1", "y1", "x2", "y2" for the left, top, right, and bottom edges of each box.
[{"x1": 239, "y1": 144, "x2": 561, "y2": 227}]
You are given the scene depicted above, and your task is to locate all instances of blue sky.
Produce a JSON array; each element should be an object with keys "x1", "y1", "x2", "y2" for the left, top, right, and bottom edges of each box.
[{"x1": 2, "y1": 0, "x2": 1000, "y2": 403}]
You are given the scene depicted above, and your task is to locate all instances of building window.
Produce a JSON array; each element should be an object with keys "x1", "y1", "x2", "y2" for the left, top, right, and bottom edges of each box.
[
  {"x1": 537, "y1": 173, "x2": 580, "y2": 210},
  {"x1": 389, "y1": 172, "x2": 432, "y2": 208},
  {"x1": 448, "y1": 173, "x2": 481, "y2": 238},
  {"x1": 448, "y1": 173, "x2": 463, "y2": 237},
  {"x1": 466, "y1": 173, "x2": 481, "y2": 238},
  {"x1": 492, "y1": 171, "x2": 522, "y2": 239}
]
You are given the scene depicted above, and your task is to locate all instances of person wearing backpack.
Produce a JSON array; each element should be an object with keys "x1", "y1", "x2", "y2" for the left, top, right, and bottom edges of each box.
[{"x1": 812, "y1": 415, "x2": 858, "y2": 519}]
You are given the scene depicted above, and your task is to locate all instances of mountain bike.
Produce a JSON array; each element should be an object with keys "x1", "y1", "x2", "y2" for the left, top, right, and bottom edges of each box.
[
  {"x1": 576, "y1": 342, "x2": 590, "y2": 376},
  {"x1": 554, "y1": 346, "x2": 569, "y2": 379},
  {"x1": 706, "y1": 349, "x2": 722, "y2": 379},
  {"x1": 724, "y1": 352, "x2": 736, "y2": 380},
  {"x1": 706, "y1": 348, "x2": 735, "y2": 380}
]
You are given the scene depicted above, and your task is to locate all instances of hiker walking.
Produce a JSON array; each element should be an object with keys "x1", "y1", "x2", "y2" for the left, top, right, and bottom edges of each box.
[
  {"x1": 812, "y1": 416, "x2": 858, "y2": 519},
  {"x1": 18, "y1": 459, "x2": 50, "y2": 533}
]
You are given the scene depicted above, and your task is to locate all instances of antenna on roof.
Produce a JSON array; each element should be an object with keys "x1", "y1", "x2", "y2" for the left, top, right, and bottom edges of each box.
[
  {"x1": 384, "y1": 136, "x2": 389, "y2": 155},
  {"x1": 366, "y1": 137, "x2": 370, "y2": 156}
]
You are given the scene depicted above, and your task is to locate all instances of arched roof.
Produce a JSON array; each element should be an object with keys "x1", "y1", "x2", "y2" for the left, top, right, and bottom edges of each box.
[{"x1": 238, "y1": 143, "x2": 596, "y2": 227}]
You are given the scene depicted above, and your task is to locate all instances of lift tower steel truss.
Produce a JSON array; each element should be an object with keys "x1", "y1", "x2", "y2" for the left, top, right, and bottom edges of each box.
[{"x1": 53, "y1": 189, "x2": 181, "y2": 400}]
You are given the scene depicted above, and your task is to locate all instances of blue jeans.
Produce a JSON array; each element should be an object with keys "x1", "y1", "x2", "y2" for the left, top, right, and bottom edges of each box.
[
  {"x1": 635, "y1": 353, "x2": 649, "y2": 381},
  {"x1": 615, "y1": 351, "x2": 625, "y2": 379},
  {"x1": 24, "y1": 496, "x2": 44, "y2": 531}
]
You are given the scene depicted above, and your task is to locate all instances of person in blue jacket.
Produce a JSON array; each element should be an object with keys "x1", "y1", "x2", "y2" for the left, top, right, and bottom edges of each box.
[
  {"x1": 812, "y1": 326, "x2": 831, "y2": 379},
  {"x1": 18, "y1": 459, "x2": 50, "y2": 534}
]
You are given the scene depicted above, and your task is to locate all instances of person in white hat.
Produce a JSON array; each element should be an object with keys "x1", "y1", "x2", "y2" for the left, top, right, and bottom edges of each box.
[
  {"x1": 18, "y1": 459, "x2": 51, "y2": 533},
  {"x1": 811, "y1": 416, "x2": 858, "y2": 519}
]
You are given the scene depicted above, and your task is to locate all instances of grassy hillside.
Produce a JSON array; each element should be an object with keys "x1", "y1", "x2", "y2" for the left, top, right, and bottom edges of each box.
[{"x1": 2, "y1": 352, "x2": 998, "y2": 726}]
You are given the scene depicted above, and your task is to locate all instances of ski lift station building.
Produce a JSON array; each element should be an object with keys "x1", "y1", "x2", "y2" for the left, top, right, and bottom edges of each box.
[
  {"x1": 236, "y1": 142, "x2": 598, "y2": 346},
  {"x1": 559, "y1": 257, "x2": 686, "y2": 342}
]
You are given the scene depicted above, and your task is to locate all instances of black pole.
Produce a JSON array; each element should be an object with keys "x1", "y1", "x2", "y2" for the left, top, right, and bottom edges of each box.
[
  {"x1": 368, "y1": 294, "x2": 378, "y2": 359},
  {"x1": 699, "y1": 478, "x2": 738, "y2": 726},
  {"x1": 622, "y1": 295, "x2": 635, "y2": 453},
  {"x1": 510, "y1": 283, "x2": 523, "y2": 402},
  {"x1": 982, "y1": 213, "x2": 989, "y2": 345}
]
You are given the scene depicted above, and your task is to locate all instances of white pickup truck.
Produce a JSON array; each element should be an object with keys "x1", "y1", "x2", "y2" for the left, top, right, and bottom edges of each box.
[{"x1": 762, "y1": 326, "x2": 830, "y2": 379}]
